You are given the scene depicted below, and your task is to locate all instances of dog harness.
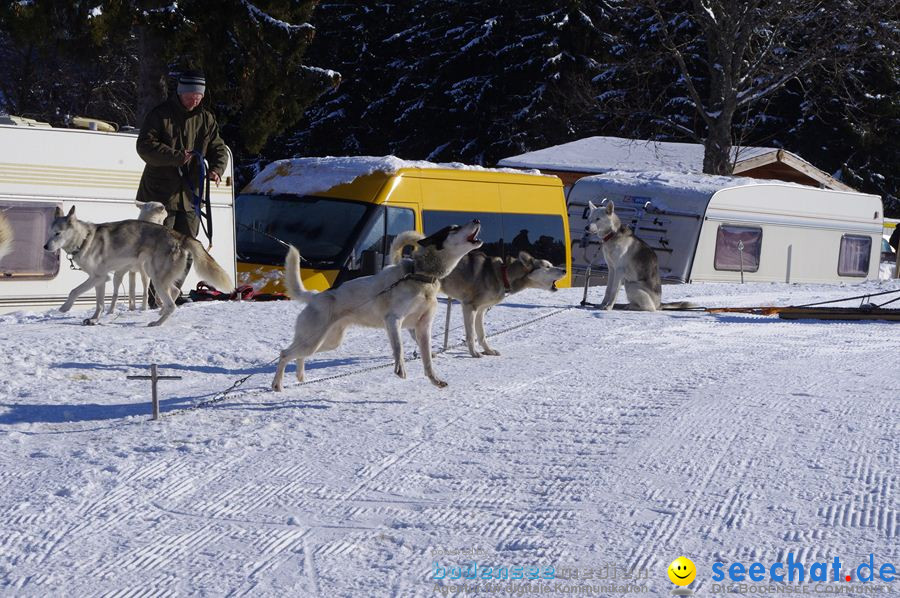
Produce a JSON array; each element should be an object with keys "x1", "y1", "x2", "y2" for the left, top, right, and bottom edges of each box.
[{"x1": 378, "y1": 262, "x2": 438, "y2": 296}]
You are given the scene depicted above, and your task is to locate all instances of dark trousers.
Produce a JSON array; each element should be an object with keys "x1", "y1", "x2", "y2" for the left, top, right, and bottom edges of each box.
[
  {"x1": 149, "y1": 210, "x2": 200, "y2": 306},
  {"x1": 165, "y1": 209, "x2": 201, "y2": 238}
]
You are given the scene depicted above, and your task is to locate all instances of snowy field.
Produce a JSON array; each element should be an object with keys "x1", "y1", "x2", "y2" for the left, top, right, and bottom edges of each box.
[{"x1": 0, "y1": 280, "x2": 898, "y2": 597}]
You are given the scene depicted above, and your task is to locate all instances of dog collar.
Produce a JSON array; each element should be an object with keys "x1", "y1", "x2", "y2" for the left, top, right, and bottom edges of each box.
[
  {"x1": 406, "y1": 261, "x2": 438, "y2": 285},
  {"x1": 500, "y1": 263, "x2": 512, "y2": 293},
  {"x1": 601, "y1": 230, "x2": 617, "y2": 243},
  {"x1": 407, "y1": 272, "x2": 438, "y2": 284},
  {"x1": 65, "y1": 235, "x2": 90, "y2": 270}
]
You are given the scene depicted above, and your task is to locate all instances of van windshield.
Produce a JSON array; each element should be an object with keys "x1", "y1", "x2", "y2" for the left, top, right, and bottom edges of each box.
[{"x1": 236, "y1": 194, "x2": 373, "y2": 266}]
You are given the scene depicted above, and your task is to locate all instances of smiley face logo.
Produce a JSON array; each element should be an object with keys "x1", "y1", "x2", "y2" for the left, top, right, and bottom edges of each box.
[{"x1": 668, "y1": 556, "x2": 696, "y2": 586}]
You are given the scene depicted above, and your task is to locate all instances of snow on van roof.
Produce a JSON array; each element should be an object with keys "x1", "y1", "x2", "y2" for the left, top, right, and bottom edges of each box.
[{"x1": 243, "y1": 155, "x2": 539, "y2": 196}]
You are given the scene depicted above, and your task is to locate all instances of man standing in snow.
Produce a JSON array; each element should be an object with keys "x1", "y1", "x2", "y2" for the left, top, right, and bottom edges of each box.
[{"x1": 136, "y1": 70, "x2": 229, "y2": 304}]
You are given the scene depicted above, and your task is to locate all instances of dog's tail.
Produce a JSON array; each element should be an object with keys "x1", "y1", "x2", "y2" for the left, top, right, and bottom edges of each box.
[
  {"x1": 0, "y1": 211, "x2": 12, "y2": 261},
  {"x1": 184, "y1": 237, "x2": 234, "y2": 293},
  {"x1": 389, "y1": 230, "x2": 425, "y2": 265},
  {"x1": 284, "y1": 245, "x2": 318, "y2": 303},
  {"x1": 660, "y1": 301, "x2": 698, "y2": 310}
]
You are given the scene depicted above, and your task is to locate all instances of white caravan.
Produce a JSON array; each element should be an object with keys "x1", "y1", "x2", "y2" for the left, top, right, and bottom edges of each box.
[
  {"x1": 568, "y1": 171, "x2": 883, "y2": 285},
  {"x1": 0, "y1": 116, "x2": 236, "y2": 314}
]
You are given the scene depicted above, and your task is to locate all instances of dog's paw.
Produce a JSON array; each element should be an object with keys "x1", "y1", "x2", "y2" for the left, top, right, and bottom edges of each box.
[
  {"x1": 147, "y1": 320, "x2": 162, "y2": 327},
  {"x1": 394, "y1": 364, "x2": 407, "y2": 379},
  {"x1": 482, "y1": 349, "x2": 500, "y2": 356},
  {"x1": 468, "y1": 350, "x2": 482, "y2": 358},
  {"x1": 59, "y1": 304, "x2": 73, "y2": 313},
  {"x1": 271, "y1": 381, "x2": 283, "y2": 392},
  {"x1": 431, "y1": 378, "x2": 448, "y2": 388},
  {"x1": 82, "y1": 318, "x2": 98, "y2": 326}
]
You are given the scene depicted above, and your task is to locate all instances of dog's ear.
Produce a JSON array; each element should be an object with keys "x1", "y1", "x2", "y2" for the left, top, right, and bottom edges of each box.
[
  {"x1": 587, "y1": 200, "x2": 597, "y2": 212},
  {"x1": 418, "y1": 226, "x2": 454, "y2": 250},
  {"x1": 54, "y1": 205, "x2": 63, "y2": 218},
  {"x1": 66, "y1": 205, "x2": 76, "y2": 219},
  {"x1": 518, "y1": 251, "x2": 534, "y2": 267},
  {"x1": 135, "y1": 200, "x2": 145, "y2": 208},
  {"x1": 605, "y1": 200, "x2": 614, "y2": 215}
]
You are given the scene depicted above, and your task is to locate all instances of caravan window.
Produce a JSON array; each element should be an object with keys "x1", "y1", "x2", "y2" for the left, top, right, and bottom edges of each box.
[
  {"x1": 714, "y1": 225, "x2": 762, "y2": 272},
  {"x1": 837, "y1": 235, "x2": 871, "y2": 277},
  {"x1": 0, "y1": 202, "x2": 60, "y2": 280}
]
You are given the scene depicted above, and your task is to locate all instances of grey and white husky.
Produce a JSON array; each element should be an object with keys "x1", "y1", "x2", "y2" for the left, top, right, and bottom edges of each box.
[
  {"x1": 585, "y1": 200, "x2": 692, "y2": 311},
  {"x1": 43, "y1": 206, "x2": 233, "y2": 326},
  {"x1": 271, "y1": 221, "x2": 482, "y2": 392},
  {"x1": 0, "y1": 211, "x2": 12, "y2": 261},
  {"x1": 391, "y1": 233, "x2": 566, "y2": 357},
  {"x1": 107, "y1": 200, "x2": 168, "y2": 312}
]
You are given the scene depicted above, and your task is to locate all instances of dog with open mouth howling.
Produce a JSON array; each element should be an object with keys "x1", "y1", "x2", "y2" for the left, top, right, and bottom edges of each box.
[{"x1": 272, "y1": 221, "x2": 483, "y2": 392}]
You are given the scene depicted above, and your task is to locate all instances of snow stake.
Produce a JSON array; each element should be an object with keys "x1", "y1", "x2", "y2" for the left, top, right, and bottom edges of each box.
[{"x1": 127, "y1": 364, "x2": 182, "y2": 420}]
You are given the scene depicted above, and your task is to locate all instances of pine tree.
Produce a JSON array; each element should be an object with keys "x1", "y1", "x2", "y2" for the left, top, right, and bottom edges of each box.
[
  {"x1": 0, "y1": 0, "x2": 340, "y2": 165},
  {"x1": 287, "y1": 0, "x2": 616, "y2": 165},
  {"x1": 601, "y1": 0, "x2": 895, "y2": 176}
]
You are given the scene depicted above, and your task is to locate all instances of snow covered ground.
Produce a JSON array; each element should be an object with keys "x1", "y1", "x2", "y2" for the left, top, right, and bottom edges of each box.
[{"x1": 0, "y1": 280, "x2": 898, "y2": 597}]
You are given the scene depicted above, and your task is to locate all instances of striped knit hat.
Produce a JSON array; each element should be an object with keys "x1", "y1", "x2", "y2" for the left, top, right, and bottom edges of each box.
[{"x1": 176, "y1": 70, "x2": 206, "y2": 95}]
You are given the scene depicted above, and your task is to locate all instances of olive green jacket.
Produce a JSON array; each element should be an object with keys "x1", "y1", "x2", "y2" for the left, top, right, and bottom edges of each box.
[{"x1": 136, "y1": 96, "x2": 229, "y2": 212}]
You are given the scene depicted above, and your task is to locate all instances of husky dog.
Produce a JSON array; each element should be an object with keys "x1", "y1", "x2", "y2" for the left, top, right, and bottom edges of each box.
[
  {"x1": 272, "y1": 221, "x2": 482, "y2": 392},
  {"x1": 391, "y1": 235, "x2": 566, "y2": 357},
  {"x1": 0, "y1": 211, "x2": 11, "y2": 261},
  {"x1": 43, "y1": 206, "x2": 233, "y2": 326},
  {"x1": 107, "y1": 201, "x2": 168, "y2": 312},
  {"x1": 585, "y1": 200, "x2": 692, "y2": 311}
]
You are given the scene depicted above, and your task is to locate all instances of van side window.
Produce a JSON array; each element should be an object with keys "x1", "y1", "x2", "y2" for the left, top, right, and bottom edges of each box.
[
  {"x1": 386, "y1": 207, "x2": 415, "y2": 257},
  {"x1": 0, "y1": 202, "x2": 60, "y2": 280},
  {"x1": 355, "y1": 206, "x2": 416, "y2": 268},
  {"x1": 714, "y1": 225, "x2": 762, "y2": 272},
  {"x1": 423, "y1": 211, "x2": 503, "y2": 256},
  {"x1": 502, "y1": 213, "x2": 567, "y2": 266},
  {"x1": 837, "y1": 235, "x2": 871, "y2": 277},
  {"x1": 355, "y1": 207, "x2": 386, "y2": 257}
]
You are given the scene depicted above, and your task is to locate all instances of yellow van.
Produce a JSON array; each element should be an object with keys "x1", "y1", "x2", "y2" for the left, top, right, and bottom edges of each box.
[{"x1": 235, "y1": 157, "x2": 572, "y2": 292}]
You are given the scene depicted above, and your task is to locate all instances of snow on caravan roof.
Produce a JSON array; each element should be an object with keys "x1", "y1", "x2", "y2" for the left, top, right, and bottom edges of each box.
[
  {"x1": 498, "y1": 136, "x2": 774, "y2": 173},
  {"x1": 570, "y1": 170, "x2": 799, "y2": 212},
  {"x1": 587, "y1": 170, "x2": 768, "y2": 197},
  {"x1": 242, "y1": 155, "x2": 538, "y2": 196}
]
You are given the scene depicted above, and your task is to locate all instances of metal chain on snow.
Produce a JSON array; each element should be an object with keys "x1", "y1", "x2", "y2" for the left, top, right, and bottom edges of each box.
[{"x1": 164, "y1": 305, "x2": 574, "y2": 417}]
